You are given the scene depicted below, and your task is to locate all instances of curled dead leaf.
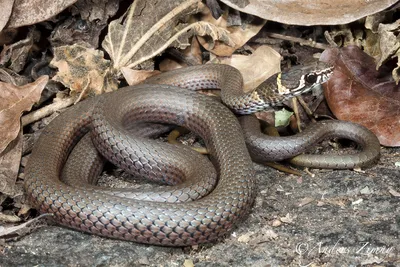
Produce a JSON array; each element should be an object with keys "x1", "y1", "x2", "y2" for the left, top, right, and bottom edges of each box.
[
  {"x1": 219, "y1": 0, "x2": 398, "y2": 26},
  {"x1": 321, "y1": 46, "x2": 400, "y2": 147},
  {"x1": 50, "y1": 44, "x2": 117, "y2": 97},
  {"x1": 197, "y1": 5, "x2": 266, "y2": 56},
  {"x1": 6, "y1": 0, "x2": 77, "y2": 28},
  {"x1": 375, "y1": 19, "x2": 400, "y2": 83}
]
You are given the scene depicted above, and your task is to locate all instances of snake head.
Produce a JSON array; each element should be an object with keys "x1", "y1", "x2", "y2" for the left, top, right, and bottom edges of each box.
[{"x1": 277, "y1": 61, "x2": 334, "y2": 96}]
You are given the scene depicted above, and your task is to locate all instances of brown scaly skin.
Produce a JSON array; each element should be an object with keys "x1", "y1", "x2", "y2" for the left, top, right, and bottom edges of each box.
[{"x1": 25, "y1": 63, "x2": 380, "y2": 246}]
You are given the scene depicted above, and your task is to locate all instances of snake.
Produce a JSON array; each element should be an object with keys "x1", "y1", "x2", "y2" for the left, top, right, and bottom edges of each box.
[{"x1": 24, "y1": 62, "x2": 380, "y2": 246}]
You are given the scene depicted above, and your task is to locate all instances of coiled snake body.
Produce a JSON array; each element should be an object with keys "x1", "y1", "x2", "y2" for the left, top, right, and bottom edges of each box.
[{"x1": 24, "y1": 63, "x2": 380, "y2": 246}]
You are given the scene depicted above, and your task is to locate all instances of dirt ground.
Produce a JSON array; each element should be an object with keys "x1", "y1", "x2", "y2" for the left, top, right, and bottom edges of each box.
[{"x1": 0, "y1": 146, "x2": 399, "y2": 266}]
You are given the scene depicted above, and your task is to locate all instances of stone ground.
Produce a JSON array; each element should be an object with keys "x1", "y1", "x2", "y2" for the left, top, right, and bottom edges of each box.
[{"x1": 1, "y1": 147, "x2": 399, "y2": 267}]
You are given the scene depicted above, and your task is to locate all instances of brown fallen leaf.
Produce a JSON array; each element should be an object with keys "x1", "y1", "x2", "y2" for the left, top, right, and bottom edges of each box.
[
  {"x1": 219, "y1": 0, "x2": 398, "y2": 26},
  {"x1": 6, "y1": 0, "x2": 77, "y2": 28},
  {"x1": 50, "y1": 44, "x2": 117, "y2": 97},
  {"x1": 377, "y1": 20, "x2": 400, "y2": 83},
  {"x1": 197, "y1": 4, "x2": 266, "y2": 56},
  {"x1": 216, "y1": 45, "x2": 281, "y2": 91},
  {"x1": 49, "y1": 1, "x2": 119, "y2": 49},
  {"x1": 325, "y1": 25, "x2": 364, "y2": 48},
  {"x1": 0, "y1": 213, "x2": 51, "y2": 238},
  {"x1": 0, "y1": 131, "x2": 22, "y2": 196},
  {"x1": 121, "y1": 68, "x2": 161, "y2": 86},
  {"x1": 364, "y1": 18, "x2": 400, "y2": 84},
  {"x1": 0, "y1": 0, "x2": 14, "y2": 32},
  {"x1": 331, "y1": 13, "x2": 400, "y2": 83},
  {"x1": 0, "y1": 76, "x2": 48, "y2": 154},
  {"x1": 321, "y1": 46, "x2": 400, "y2": 147},
  {"x1": 102, "y1": 0, "x2": 233, "y2": 70},
  {"x1": 0, "y1": 212, "x2": 20, "y2": 223},
  {"x1": 71, "y1": 0, "x2": 119, "y2": 25}
]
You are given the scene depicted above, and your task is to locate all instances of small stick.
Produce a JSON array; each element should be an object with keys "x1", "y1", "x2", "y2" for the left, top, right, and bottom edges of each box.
[
  {"x1": 291, "y1": 98, "x2": 302, "y2": 132},
  {"x1": 21, "y1": 96, "x2": 76, "y2": 126},
  {"x1": 304, "y1": 167, "x2": 315, "y2": 177},
  {"x1": 255, "y1": 33, "x2": 330, "y2": 50}
]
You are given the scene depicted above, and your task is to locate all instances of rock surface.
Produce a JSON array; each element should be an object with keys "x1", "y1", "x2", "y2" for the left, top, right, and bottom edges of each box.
[{"x1": 1, "y1": 148, "x2": 399, "y2": 266}]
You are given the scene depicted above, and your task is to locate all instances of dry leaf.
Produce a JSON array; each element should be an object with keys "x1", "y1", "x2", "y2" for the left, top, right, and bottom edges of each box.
[
  {"x1": 0, "y1": 214, "x2": 51, "y2": 238},
  {"x1": 6, "y1": 0, "x2": 77, "y2": 28},
  {"x1": 0, "y1": 28, "x2": 38, "y2": 73},
  {"x1": 103, "y1": 0, "x2": 201, "y2": 69},
  {"x1": 66, "y1": 0, "x2": 120, "y2": 48},
  {"x1": 0, "y1": 76, "x2": 47, "y2": 196},
  {"x1": 0, "y1": 131, "x2": 22, "y2": 196},
  {"x1": 0, "y1": 0, "x2": 14, "y2": 32},
  {"x1": 197, "y1": 5, "x2": 266, "y2": 56},
  {"x1": 192, "y1": 21, "x2": 235, "y2": 49},
  {"x1": 121, "y1": 68, "x2": 160, "y2": 86},
  {"x1": 102, "y1": 0, "x2": 233, "y2": 70},
  {"x1": 362, "y1": 13, "x2": 400, "y2": 82},
  {"x1": 246, "y1": 228, "x2": 279, "y2": 245},
  {"x1": 71, "y1": 0, "x2": 119, "y2": 23},
  {"x1": 50, "y1": 44, "x2": 117, "y2": 96},
  {"x1": 325, "y1": 26, "x2": 364, "y2": 48},
  {"x1": 376, "y1": 20, "x2": 400, "y2": 69},
  {"x1": 49, "y1": 17, "x2": 106, "y2": 48},
  {"x1": 219, "y1": 0, "x2": 398, "y2": 26},
  {"x1": 364, "y1": 13, "x2": 395, "y2": 61},
  {"x1": 0, "y1": 76, "x2": 48, "y2": 154},
  {"x1": 321, "y1": 46, "x2": 400, "y2": 147},
  {"x1": 0, "y1": 212, "x2": 20, "y2": 222},
  {"x1": 216, "y1": 45, "x2": 281, "y2": 91}
]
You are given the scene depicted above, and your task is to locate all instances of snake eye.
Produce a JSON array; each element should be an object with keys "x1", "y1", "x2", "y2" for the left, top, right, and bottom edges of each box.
[{"x1": 305, "y1": 73, "x2": 318, "y2": 84}]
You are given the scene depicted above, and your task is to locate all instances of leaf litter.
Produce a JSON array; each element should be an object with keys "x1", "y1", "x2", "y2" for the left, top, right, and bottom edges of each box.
[{"x1": 321, "y1": 45, "x2": 400, "y2": 146}]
